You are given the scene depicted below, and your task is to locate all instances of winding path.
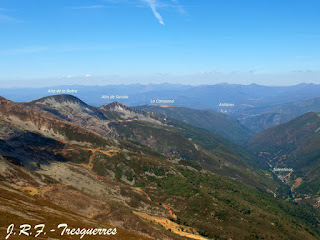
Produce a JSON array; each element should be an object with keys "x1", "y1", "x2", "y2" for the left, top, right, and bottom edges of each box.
[{"x1": 0, "y1": 117, "x2": 208, "y2": 240}]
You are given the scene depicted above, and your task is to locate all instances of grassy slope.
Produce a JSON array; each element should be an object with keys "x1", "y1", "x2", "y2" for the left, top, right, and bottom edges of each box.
[
  {"x1": 0, "y1": 118, "x2": 319, "y2": 239},
  {"x1": 138, "y1": 105, "x2": 253, "y2": 145},
  {"x1": 92, "y1": 147, "x2": 320, "y2": 240},
  {"x1": 0, "y1": 181, "x2": 153, "y2": 240},
  {"x1": 247, "y1": 112, "x2": 320, "y2": 198},
  {"x1": 2, "y1": 96, "x2": 320, "y2": 239},
  {"x1": 111, "y1": 119, "x2": 276, "y2": 192}
]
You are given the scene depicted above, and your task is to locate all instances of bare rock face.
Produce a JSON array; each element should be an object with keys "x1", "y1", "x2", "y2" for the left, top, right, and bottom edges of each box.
[
  {"x1": 27, "y1": 95, "x2": 113, "y2": 137},
  {"x1": 101, "y1": 101, "x2": 158, "y2": 120},
  {"x1": 26, "y1": 95, "x2": 162, "y2": 138},
  {"x1": 0, "y1": 98, "x2": 109, "y2": 146}
]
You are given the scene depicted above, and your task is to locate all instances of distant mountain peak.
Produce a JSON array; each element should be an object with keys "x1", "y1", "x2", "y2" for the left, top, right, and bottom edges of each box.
[
  {"x1": 101, "y1": 101, "x2": 129, "y2": 110},
  {"x1": 100, "y1": 101, "x2": 158, "y2": 122},
  {"x1": 249, "y1": 83, "x2": 260, "y2": 86},
  {"x1": 29, "y1": 94, "x2": 86, "y2": 105}
]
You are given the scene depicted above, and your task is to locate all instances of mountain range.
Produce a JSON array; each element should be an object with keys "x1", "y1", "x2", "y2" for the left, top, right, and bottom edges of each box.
[
  {"x1": 4, "y1": 82, "x2": 320, "y2": 134},
  {"x1": 242, "y1": 97, "x2": 320, "y2": 133},
  {"x1": 2, "y1": 83, "x2": 320, "y2": 111},
  {"x1": 24, "y1": 95, "x2": 267, "y2": 187},
  {"x1": 0, "y1": 94, "x2": 320, "y2": 239}
]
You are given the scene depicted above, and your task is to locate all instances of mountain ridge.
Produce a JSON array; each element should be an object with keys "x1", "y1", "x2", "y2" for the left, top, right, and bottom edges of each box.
[
  {"x1": 1, "y1": 95, "x2": 320, "y2": 239},
  {"x1": 242, "y1": 97, "x2": 320, "y2": 133},
  {"x1": 137, "y1": 104, "x2": 253, "y2": 145},
  {"x1": 0, "y1": 94, "x2": 272, "y2": 191},
  {"x1": 247, "y1": 112, "x2": 320, "y2": 205}
]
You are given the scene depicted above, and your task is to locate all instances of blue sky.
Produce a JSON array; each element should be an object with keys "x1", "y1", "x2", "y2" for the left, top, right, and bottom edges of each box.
[{"x1": 0, "y1": 0, "x2": 320, "y2": 87}]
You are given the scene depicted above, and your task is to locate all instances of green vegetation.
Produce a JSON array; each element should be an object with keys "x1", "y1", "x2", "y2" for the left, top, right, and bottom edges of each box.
[
  {"x1": 248, "y1": 112, "x2": 320, "y2": 203},
  {"x1": 2, "y1": 95, "x2": 320, "y2": 239},
  {"x1": 242, "y1": 97, "x2": 320, "y2": 133},
  {"x1": 89, "y1": 147, "x2": 320, "y2": 239},
  {"x1": 112, "y1": 119, "x2": 278, "y2": 193},
  {"x1": 138, "y1": 105, "x2": 253, "y2": 145}
]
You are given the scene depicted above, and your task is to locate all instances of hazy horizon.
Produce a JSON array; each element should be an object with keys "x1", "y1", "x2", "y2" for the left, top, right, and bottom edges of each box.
[
  {"x1": 1, "y1": 0, "x2": 320, "y2": 87},
  {"x1": 2, "y1": 71, "x2": 320, "y2": 88}
]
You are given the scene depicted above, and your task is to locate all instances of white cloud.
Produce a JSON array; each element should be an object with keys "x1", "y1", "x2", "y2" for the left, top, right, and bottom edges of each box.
[
  {"x1": 85, "y1": 74, "x2": 92, "y2": 78},
  {"x1": 142, "y1": 0, "x2": 165, "y2": 25}
]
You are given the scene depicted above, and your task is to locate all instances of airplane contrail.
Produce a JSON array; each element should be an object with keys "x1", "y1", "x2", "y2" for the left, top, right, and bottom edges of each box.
[{"x1": 143, "y1": 0, "x2": 165, "y2": 25}]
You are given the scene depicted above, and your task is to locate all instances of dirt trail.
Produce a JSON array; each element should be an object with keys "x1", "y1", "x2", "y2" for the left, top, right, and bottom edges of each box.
[
  {"x1": 292, "y1": 177, "x2": 303, "y2": 189},
  {"x1": 133, "y1": 211, "x2": 208, "y2": 240},
  {"x1": 88, "y1": 149, "x2": 95, "y2": 169},
  {"x1": 21, "y1": 186, "x2": 39, "y2": 196},
  {"x1": 1, "y1": 118, "x2": 178, "y2": 232},
  {"x1": 87, "y1": 149, "x2": 119, "y2": 169}
]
